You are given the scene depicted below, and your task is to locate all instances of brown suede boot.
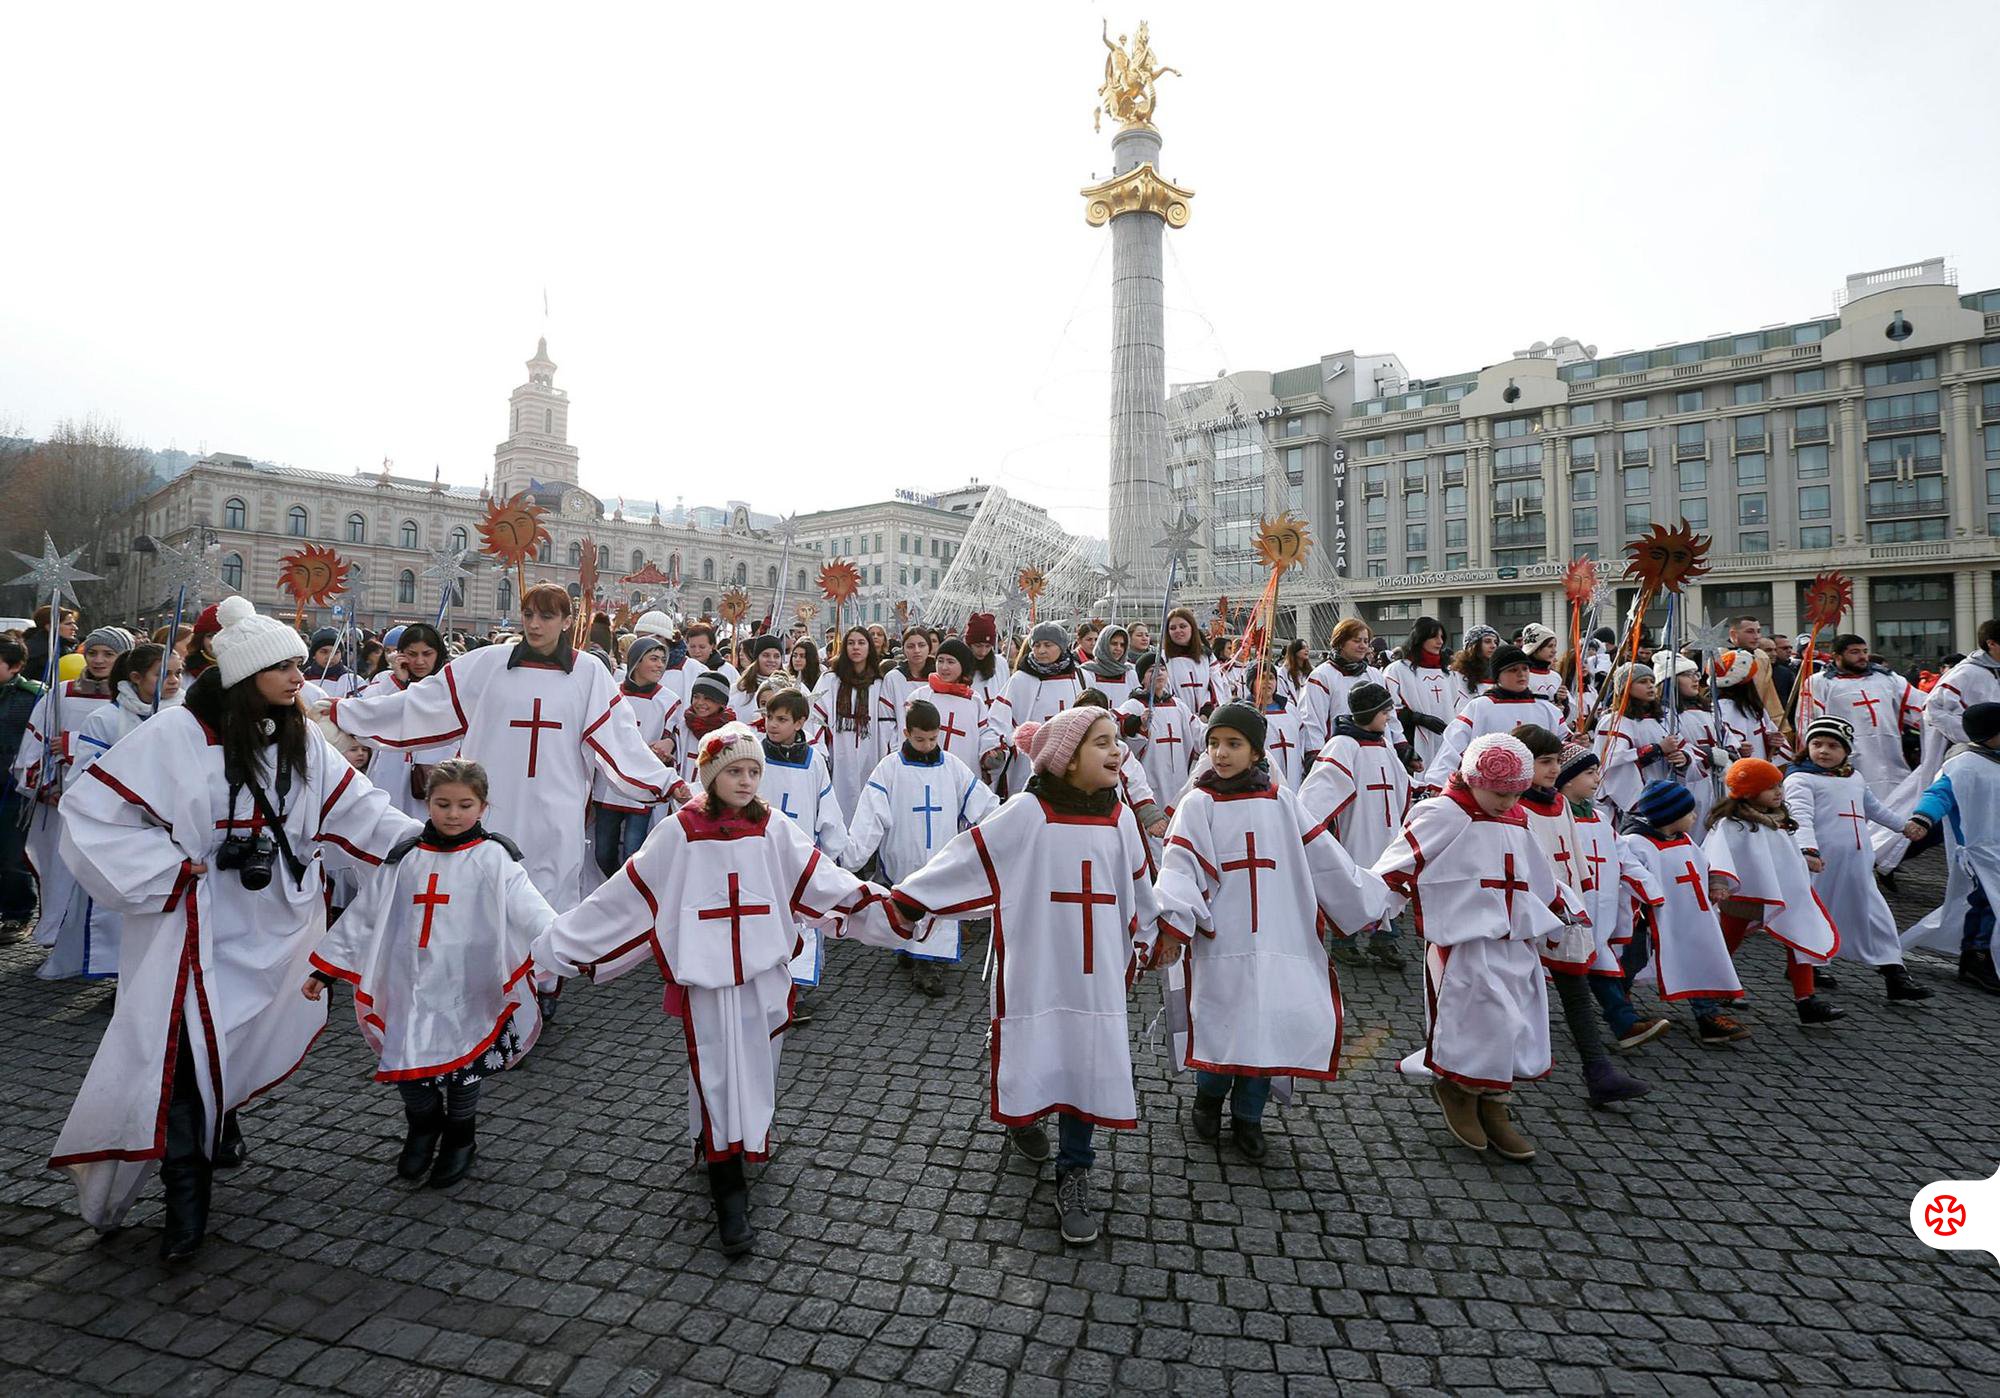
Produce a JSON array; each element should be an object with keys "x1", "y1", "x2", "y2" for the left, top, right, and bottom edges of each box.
[
  {"x1": 1433, "y1": 1079, "x2": 1487, "y2": 1150},
  {"x1": 1477, "y1": 1095, "x2": 1536, "y2": 1162}
]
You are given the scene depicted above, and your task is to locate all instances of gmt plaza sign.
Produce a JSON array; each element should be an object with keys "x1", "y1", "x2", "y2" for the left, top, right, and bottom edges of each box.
[{"x1": 1365, "y1": 561, "x2": 1569, "y2": 591}]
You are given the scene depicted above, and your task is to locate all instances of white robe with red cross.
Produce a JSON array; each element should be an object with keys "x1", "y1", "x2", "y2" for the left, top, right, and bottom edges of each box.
[
  {"x1": 1799, "y1": 669, "x2": 1923, "y2": 805},
  {"x1": 884, "y1": 792, "x2": 1162, "y2": 1128},
  {"x1": 1120, "y1": 695, "x2": 1199, "y2": 819},
  {"x1": 312, "y1": 835, "x2": 555, "y2": 1081},
  {"x1": 1383, "y1": 657, "x2": 1459, "y2": 777},
  {"x1": 841, "y1": 748, "x2": 999, "y2": 961},
  {"x1": 1260, "y1": 703, "x2": 1308, "y2": 789},
  {"x1": 1702, "y1": 815, "x2": 1838, "y2": 962},
  {"x1": 758, "y1": 743, "x2": 847, "y2": 985},
  {"x1": 1618, "y1": 832, "x2": 1745, "y2": 1000},
  {"x1": 1369, "y1": 784, "x2": 1572, "y2": 1091},
  {"x1": 811, "y1": 672, "x2": 893, "y2": 822},
  {"x1": 901, "y1": 675, "x2": 999, "y2": 770},
  {"x1": 1783, "y1": 766, "x2": 1904, "y2": 964},
  {"x1": 1421, "y1": 691, "x2": 1567, "y2": 791},
  {"x1": 988, "y1": 665, "x2": 1084, "y2": 797},
  {"x1": 1571, "y1": 805, "x2": 1655, "y2": 976},
  {"x1": 1517, "y1": 790, "x2": 1598, "y2": 973},
  {"x1": 1165, "y1": 653, "x2": 1216, "y2": 715},
  {"x1": 530, "y1": 803, "x2": 883, "y2": 1162},
  {"x1": 352, "y1": 671, "x2": 464, "y2": 822},
  {"x1": 11, "y1": 681, "x2": 114, "y2": 959},
  {"x1": 1299, "y1": 731, "x2": 1409, "y2": 885},
  {"x1": 51, "y1": 709, "x2": 418, "y2": 1228},
  {"x1": 592, "y1": 680, "x2": 681, "y2": 816},
  {"x1": 1301, "y1": 661, "x2": 1407, "y2": 759},
  {"x1": 1154, "y1": 784, "x2": 1386, "y2": 1081},
  {"x1": 329, "y1": 641, "x2": 672, "y2": 913}
]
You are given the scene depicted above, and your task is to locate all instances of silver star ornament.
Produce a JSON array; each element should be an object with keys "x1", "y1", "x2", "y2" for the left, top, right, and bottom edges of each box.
[{"x1": 8, "y1": 533, "x2": 99, "y2": 607}]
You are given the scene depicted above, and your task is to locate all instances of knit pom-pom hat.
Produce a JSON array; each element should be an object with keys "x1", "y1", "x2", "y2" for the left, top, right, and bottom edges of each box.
[
  {"x1": 1803, "y1": 714, "x2": 1854, "y2": 755},
  {"x1": 1710, "y1": 648, "x2": 1755, "y2": 688},
  {"x1": 1725, "y1": 757, "x2": 1785, "y2": 800},
  {"x1": 696, "y1": 721, "x2": 764, "y2": 787},
  {"x1": 212, "y1": 595, "x2": 308, "y2": 687},
  {"x1": 1013, "y1": 705, "x2": 1111, "y2": 776},
  {"x1": 1460, "y1": 733, "x2": 1534, "y2": 794},
  {"x1": 1555, "y1": 741, "x2": 1600, "y2": 791}
]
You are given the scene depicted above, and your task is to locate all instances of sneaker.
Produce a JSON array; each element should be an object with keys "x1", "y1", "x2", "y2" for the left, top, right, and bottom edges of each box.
[
  {"x1": 1054, "y1": 1167, "x2": 1099, "y2": 1245},
  {"x1": 1432, "y1": 1079, "x2": 1487, "y2": 1151},
  {"x1": 1959, "y1": 950, "x2": 2000, "y2": 995},
  {"x1": 1330, "y1": 938, "x2": 1368, "y2": 967},
  {"x1": 1231, "y1": 1118, "x2": 1268, "y2": 1161},
  {"x1": 1583, "y1": 1059, "x2": 1651, "y2": 1106},
  {"x1": 1476, "y1": 1096, "x2": 1536, "y2": 1162},
  {"x1": 1008, "y1": 1123, "x2": 1051, "y2": 1163},
  {"x1": 910, "y1": 959, "x2": 948, "y2": 998},
  {"x1": 1881, "y1": 964, "x2": 1933, "y2": 1002},
  {"x1": 1189, "y1": 1094, "x2": 1222, "y2": 1142},
  {"x1": 1696, "y1": 1014, "x2": 1752, "y2": 1046},
  {"x1": 1614, "y1": 1017, "x2": 1671, "y2": 1052},
  {"x1": 1368, "y1": 939, "x2": 1407, "y2": 969},
  {"x1": 1795, "y1": 995, "x2": 1845, "y2": 1026}
]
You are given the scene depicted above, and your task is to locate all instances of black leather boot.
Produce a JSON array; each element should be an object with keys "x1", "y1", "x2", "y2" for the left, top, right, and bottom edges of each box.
[
  {"x1": 398, "y1": 1106, "x2": 445, "y2": 1181},
  {"x1": 214, "y1": 1111, "x2": 247, "y2": 1169},
  {"x1": 428, "y1": 1118, "x2": 477, "y2": 1189},
  {"x1": 159, "y1": 1055, "x2": 212, "y2": 1263},
  {"x1": 708, "y1": 1157, "x2": 753, "y2": 1257}
]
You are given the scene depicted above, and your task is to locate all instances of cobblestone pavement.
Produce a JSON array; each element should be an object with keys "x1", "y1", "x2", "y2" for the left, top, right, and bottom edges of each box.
[{"x1": 3, "y1": 848, "x2": 1997, "y2": 1397}]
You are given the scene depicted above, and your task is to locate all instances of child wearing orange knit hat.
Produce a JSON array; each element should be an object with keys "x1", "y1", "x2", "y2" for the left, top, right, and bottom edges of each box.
[{"x1": 1702, "y1": 757, "x2": 1844, "y2": 1025}]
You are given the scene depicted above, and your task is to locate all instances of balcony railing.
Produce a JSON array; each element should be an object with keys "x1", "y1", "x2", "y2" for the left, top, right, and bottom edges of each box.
[
  {"x1": 1621, "y1": 446, "x2": 1652, "y2": 466},
  {"x1": 1674, "y1": 440, "x2": 1709, "y2": 460},
  {"x1": 1866, "y1": 500, "x2": 1948, "y2": 520},
  {"x1": 1794, "y1": 423, "x2": 1829, "y2": 443},
  {"x1": 1732, "y1": 432, "x2": 1767, "y2": 452},
  {"x1": 1866, "y1": 411, "x2": 1942, "y2": 435}
]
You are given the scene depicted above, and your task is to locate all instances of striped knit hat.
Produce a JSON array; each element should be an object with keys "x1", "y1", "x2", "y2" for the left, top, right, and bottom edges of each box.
[
  {"x1": 1803, "y1": 714, "x2": 1854, "y2": 754},
  {"x1": 1631, "y1": 779, "x2": 1696, "y2": 828},
  {"x1": 1556, "y1": 741, "x2": 1600, "y2": 790}
]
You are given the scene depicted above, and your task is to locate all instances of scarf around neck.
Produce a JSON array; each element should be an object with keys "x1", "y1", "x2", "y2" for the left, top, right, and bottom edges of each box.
[
  {"x1": 1195, "y1": 760, "x2": 1272, "y2": 796},
  {"x1": 1027, "y1": 770, "x2": 1117, "y2": 817}
]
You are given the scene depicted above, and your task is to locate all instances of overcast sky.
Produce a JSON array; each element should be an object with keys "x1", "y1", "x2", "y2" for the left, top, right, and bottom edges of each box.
[{"x1": 4, "y1": 1, "x2": 1997, "y2": 536}]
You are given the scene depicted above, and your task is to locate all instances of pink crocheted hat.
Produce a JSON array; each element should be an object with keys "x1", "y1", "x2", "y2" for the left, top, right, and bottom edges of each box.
[
  {"x1": 1460, "y1": 733, "x2": 1534, "y2": 794},
  {"x1": 1013, "y1": 706, "x2": 1112, "y2": 777}
]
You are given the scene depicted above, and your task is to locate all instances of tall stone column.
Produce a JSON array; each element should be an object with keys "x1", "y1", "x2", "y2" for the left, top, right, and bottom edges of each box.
[
  {"x1": 1085, "y1": 126, "x2": 1194, "y2": 607},
  {"x1": 1851, "y1": 575, "x2": 1875, "y2": 647},
  {"x1": 1953, "y1": 569, "x2": 1977, "y2": 652},
  {"x1": 1950, "y1": 382, "x2": 1976, "y2": 536}
]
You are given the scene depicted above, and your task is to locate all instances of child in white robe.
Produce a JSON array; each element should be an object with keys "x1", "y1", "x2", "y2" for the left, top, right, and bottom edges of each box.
[
  {"x1": 1559, "y1": 745, "x2": 1673, "y2": 1055},
  {"x1": 1299, "y1": 681, "x2": 1408, "y2": 967},
  {"x1": 1154, "y1": 704, "x2": 1387, "y2": 1161},
  {"x1": 990, "y1": 622, "x2": 1085, "y2": 797},
  {"x1": 1903, "y1": 701, "x2": 2000, "y2": 992},
  {"x1": 1122, "y1": 653, "x2": 1198, "y2": 818},
  {"x1": 884, "y1": 707, "x2": 1161, "y2": 1247},
  {"x1": 814, "y1": 628, "x2": 891, "y2": 821},
  {"x1": 353, "y1": 623, "x2": 459, "y2": 824},
  {"x1": 1383, "y1": 619, "x2": 1457, "y2": 781},
  {"x1": 674, "y1": 671, "x2": 737, "y2": 793},
  {"x1": 1370, "y1": 733, "x2": 1569, "y2": 1162},
  {"x1": 1421, "y1": 645, "x2": 1567, "y2": 790},
  {"x1": 1161, "y1": 607, "x2": 1216, "y2": 715},
  {"x1": 914, "y1": 639, "x2": 1000, "y2": 772},
  {"x1": 758, "y1": 687, "x2": 846, "y2": 1007},
  {"x1": 306, "y1": 760, "x2": 556, "y2": 1187},
  {"x1": 1594, "y1": 663, "x2": 1689, "y2": 823},
  {"x1": 1703, "y1": 757, "x2": 1842, "y2": 1026},
  {"x1": 1617, "y1": 781, "x2": 1749, "y2": 1046},
  {"x1": 842, "y1": 699, "x2": 1000, "y2": 996},
  {"x1": 1252, "y1": 668, "x2": 1307, "y2": 790},
  {"x1": 1785, "y1": 715, "x2": 1932, "y2": 1002},
  {"x1": 1660, "y1": 656, "x2": 1725, "y2": 837},
  {"x1": 592, "y1": 636, "x2": 679, "y2": 877},
  {"x1": 730, "y1": 635, "x2": 788, "y2": 727},
  {"x1": 1081, "y1": 625, "x2": 1138, "y2": 709},
  {"x1": 530, "y1": 723, "x2": 887, "y2": 1257}
]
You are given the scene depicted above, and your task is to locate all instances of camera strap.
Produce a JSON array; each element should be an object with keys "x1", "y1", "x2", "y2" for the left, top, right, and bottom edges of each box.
[{"x1": 240, "y1": 765, "x2": 311, "y2": 889}]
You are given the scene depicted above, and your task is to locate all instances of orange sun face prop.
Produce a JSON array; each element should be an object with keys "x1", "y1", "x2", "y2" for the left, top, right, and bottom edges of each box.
[
  {"x1": 1624, "y1": 520, "x2": 1711, "y2": 594},
  {"x1": 819, "y1": 560, "x2": 861, "y2": 603},
  {"x1": 275, "y1": 545, "x2": 349, "y2": 608},
  {"x1": 1253, "y1": 513, "x2": 1312, "y2": 574},
  {"x1": 1803, "y1": 571, "x2": 1853, "y2": 630},
  {"x1": 719, "y1": 587, "x2": 751, "y2": 624},
  {"x1": 478, "y1": 491, "x2": 550, "y2": 568},
  {"x1": 1016, "y1": 566, "x2": 1046, "y2": 600},
  {"x1": 1563, "y1": 555, "x2": 1599, "y2": 605}
]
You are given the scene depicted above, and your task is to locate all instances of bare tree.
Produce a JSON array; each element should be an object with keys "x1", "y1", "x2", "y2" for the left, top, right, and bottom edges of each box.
[{"x1": 0, "y1": 416, "x2": 154, "y2": 618}]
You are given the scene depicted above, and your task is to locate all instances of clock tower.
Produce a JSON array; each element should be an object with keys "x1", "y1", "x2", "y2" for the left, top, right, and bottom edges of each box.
[{"x1": 493, "y1": 337, "x2": 585, "y2": 507}]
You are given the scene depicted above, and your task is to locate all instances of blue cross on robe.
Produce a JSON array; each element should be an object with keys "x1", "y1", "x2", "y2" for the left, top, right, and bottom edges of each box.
[
  {"x1": 779, "y1": 791, "x2": 799, "y2": 822},
  {"x1": 913, "y1": 783, "x2": 943, "y2": 848}
]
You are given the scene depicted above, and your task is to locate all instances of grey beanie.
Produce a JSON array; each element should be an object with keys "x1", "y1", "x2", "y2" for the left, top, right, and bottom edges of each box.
[
  {"x1": 1029, "y1": 621, "x2": 1070, "y2": 651},
  {"x1": 81, "y1": 626, "x2": 135, "y2": 656}
]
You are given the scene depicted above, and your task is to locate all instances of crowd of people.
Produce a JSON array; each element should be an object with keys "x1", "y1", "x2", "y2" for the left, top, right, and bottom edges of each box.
[{"x1": 5, "y1": 588, "x2": 1995, "y2": 1264}]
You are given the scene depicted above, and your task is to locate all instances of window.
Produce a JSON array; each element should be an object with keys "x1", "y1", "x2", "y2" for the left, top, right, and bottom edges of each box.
[
  {"x1": 1799, "y1": 526, "x2": 1832, "y2": 549},
  {"x1": 1619, "y1": 398, "x2": 1647, "y2": 422},
  {"x1": 1798, "y1": 485, "x2": 1832, "y2": 521},
  {"x1": 286, "y1": 505, "x2": 308, "y2": 537},
  {"x1": 1988, "y1": 424, "x2": 2000, "y2": 461},
  {"x1": 221, "y1": 553, "x2": 243, "y2": 589},
  {"x1": 1675, "y1": 389, "x2": 1705, "y2": 413},
  {"x1": 1623, "y1": 503, "x2": 1652, "y2": 535},
  {"x1": 1738, "y1": 493, "x2": 1767, "y2": 526},
  {"x1": 1621, "y1": 429, "x2": 1649, "y2": 463},
  {"x1": 1404, "y1": 460, "x2": 1426, "y2": 491},
  {"x1": 1794, "y1": 404, "x2": 1829, "y2": 443},
  {"x1": 1572, "y1": 469, "x2": 1597, "y2": 501},
  {"x1": 449, "y1": 526, "x2": 468, "y2": 552},
  {"x1": 1864, "y1": 355, "x2": 1936, "y2": 387},
  {"x1": 1366, "y1": 528, "x2": 1386, "y2": 554},
  {"x1": 1570, "y1": 434, "x2": 1596, "y2": 464},
  {"x1": 767, "y1": 566, "x2": 778, "y2": 587},
  {"x1": 702, "y1": 558, "x2": 714, "y2": 581},
  {"x1": 1444, "y1": 484, "x2": 1466, "y2": 515},
  {"x1": 544, "y1": 408, "x2": 553, "y2": 433},
  {"x1": 1797, "y1": 443, "x2": 1831, "y2": 478},
  {"x1": 1681, "y1": 498, "x2": 1709, "y2": 532},
  {"x1": 1442, "y1": 421, "x2": 1466, "y2": 443},
  {"x1": 497, "y1": 579, "x2": 512, "y2": 615},
  {"x1": 797, "y1": 569, "x2": 808, "y2": 590},
  {"x1": 399, "y1": 519, "x2": 419, "y2": 549},
  {"x1": 536, "y1": 537, "x2": 551, "y2": 564},
  {"x1": 1405, "y1": 557, "x2": 1428, "y2": 573},
  {"x1": 1572, "y1": 506, "x2": 1598, "y2": 537},
  {"x1": 596, "y1": 545, "x2": 608, "y2": 570},
  {"x1": 1867, "y1": 434, "x2": 1944, "y2": 474},
  {"x1": 1732, "y1": 381, "x2": 1766, "y2": 406},
  {"x1": 397, "y1": 569, "x2": 416, "y2": 604},
  {"x1": 1985, "y1": 382, "x2": 2000, "y2": 417},
  {"x1": 1675, "y1": 421, "x2": 1706, "y2": 453},
  {"x1": 1983, "y1": 342, "x2": 2000, "y2": 368},
  {"x1": 1734, "y1": 413, "x2": 1766, "y2": 445},
  {"x1": 1364, "y1": 437, "x2": 1387, "y2": 456},
  {"x1": 1406, "y1": 525, "x2": 1427, "y2": 554},
  {"x1": 1494, "y1": 443, "x2": 1542, "y2": 474},
  {"x1": 1738, "y1": 531, "x2": 1770, "y2": 553},
  {"x1": 1493, "y1": 547, "x2": 1545, "y2": 568},
  {"x1": 568, "y1": 541, "x2": 583, "y2": 566},
  {"x1": 222, "y1": 497, "x2": 246, "y2": 530},
  {"x1": 1737, "y1": 453, "x2": 1766, "y2": 486},
  {"x1": 1623, "y1": 464, "x2": 1650, "y2": 498},
  {"x1": 1403, "y1": 431, "x2": 1426, "y2": 451},
  {"x1": 1446, "y1": 552, "x2": 1468, "y2": 570},
  {"x1": 1794, "y1": 367, "x2": 1826, "y2": 392},
  {"x1": 1284, "y1": 447, "x2": 1305, "y2": 474},
  {"x1": 1866, "y1": 390, "x2": 1941, "y2": 433},
  {"x1": 1571, "y1": 402, "x2": 1599, "y2": 426},
  {"x1": 1494, "y1": 416, "x2": 1533, "y2": 440},
  {"x1": 1869, "y1": 518, "x2": 1948, "y2": 544},
  {"x1": 345, "y1": 513, "x2": 366, "y2": 543},
  {"x1": 1366, "y1": 496, "x2": 1387, "y2": 522},
  {"x1": 1363, "y1": 463, "x2": 1387, "y2": 494},
  {"x1": 732, "y1": 562, "x2": 745, "y2": 585},
  {"x1": 872, "y1": 565, "x2": 883, "y2": 585},
  {"x1": 1366, "y1": 559, "x2": 1386, "y2": 578},
  {"x1": 1441, "y1": 452, "x2": 1466, "y2": 480},
  {"x1": 1445, "y1": 519, "x2": 1468, "y2": 549},
  {"x1": 1867, "y1": 476, "x2": 1947, "y2": 516},
  {"x1": 1678, "y1": 460, "x2": 1706, "y2": 493},
  {"x1": 1283, "y1": 418, "x2": 1304, "y2": 437},
  {"x1": 1989, "y1": 470, "x2": 2000, "y2": 536},
  {"x1": 899, "y1": 533, "x2": 909, "y2": 554},
  {"x1": 1406, "y1": 489, "x2": 1427, "y2": 520}
]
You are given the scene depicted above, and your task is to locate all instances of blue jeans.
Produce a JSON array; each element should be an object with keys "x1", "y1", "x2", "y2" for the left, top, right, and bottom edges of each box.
[
  {"x1": 0, "y1": 789, "x2": 35, "y2": 920},
  {"x1": 1964, "y1": 880, "x2": 1994, "y2": 957},
  {"x1": 1590, "y1": 975, "x2": 1640, "y2": 1039},
  {"x1": 1195, "y1": 1071, "x2": 1272, "y2": 1123},
  {"x1": 592, "y1": 806, "x2": 652, "y2": 878},
  {"x1": 1056, "y1": 1113, "x2": 1095, "y2": 1172}
]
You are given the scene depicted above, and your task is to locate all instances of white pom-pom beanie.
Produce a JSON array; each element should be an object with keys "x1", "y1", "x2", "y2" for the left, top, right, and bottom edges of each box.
[{"x1": 212, "y1": 596, "x2": 308, "y2": 687}]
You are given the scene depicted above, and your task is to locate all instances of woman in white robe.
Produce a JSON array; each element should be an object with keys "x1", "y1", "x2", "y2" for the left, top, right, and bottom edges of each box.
[{"x1": 812, "y1": 627, "x2": 892, "y2": 821}]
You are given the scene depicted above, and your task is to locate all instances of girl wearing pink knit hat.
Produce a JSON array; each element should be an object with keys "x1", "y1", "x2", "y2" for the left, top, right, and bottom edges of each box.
[{"x1": 884, "y1": 705, "x2": 1162, "y2": 1247}]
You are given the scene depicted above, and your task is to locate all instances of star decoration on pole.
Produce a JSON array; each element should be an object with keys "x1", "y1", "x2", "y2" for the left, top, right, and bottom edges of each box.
[
  {"x1": 150, "y1": 536, "x2": 229, "y2": 608},
  {"x1": 1153, "y1": 507, "x2": 1204, "y2": 570},
  {"x1": 1686, "y1": 615, "x2": 1734, "y2": 660},
  {"x1": 8, "y1": 534, "x2": 99, "y2": 608},
  {"x1": 420, "y1": 544, "x2": 478, "y2": 597},
  {"x1": 1096, "y1": 559, "x2": 1133, "y2": 596}
]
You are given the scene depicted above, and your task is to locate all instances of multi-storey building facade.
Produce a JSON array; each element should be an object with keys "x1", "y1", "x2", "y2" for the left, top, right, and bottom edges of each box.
[
  {"x1": 1173, "y1": 260, "x2": 2000, "y2": 668},
  {"x1": 792, "y1": 492, "x2": 975, "y2": 627}
]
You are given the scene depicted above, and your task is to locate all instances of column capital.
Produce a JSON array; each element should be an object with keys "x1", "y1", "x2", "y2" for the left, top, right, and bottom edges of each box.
[{"x1": 1081, "y1": 164, "x2": 1195, "y2": 228}]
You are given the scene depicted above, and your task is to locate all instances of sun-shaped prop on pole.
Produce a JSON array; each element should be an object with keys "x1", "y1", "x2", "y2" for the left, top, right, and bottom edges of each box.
[
  {"x1": 478, "y1": 491, "x2": 551, "y2": 605},
  {"x1": 819, "y1": 559, "x2": 862, "y2": 632},
  {"x1": 276, "y1": 545, "x2": 350, "y2": 630},
  {"x1": 1016, "y1": 566, "x2": 1048, "y2": 626}
]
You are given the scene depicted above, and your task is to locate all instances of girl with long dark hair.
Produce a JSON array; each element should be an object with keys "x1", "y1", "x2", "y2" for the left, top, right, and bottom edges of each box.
[{"x1": 813, "y1": 627, "x2": 887, "y2": 819}]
